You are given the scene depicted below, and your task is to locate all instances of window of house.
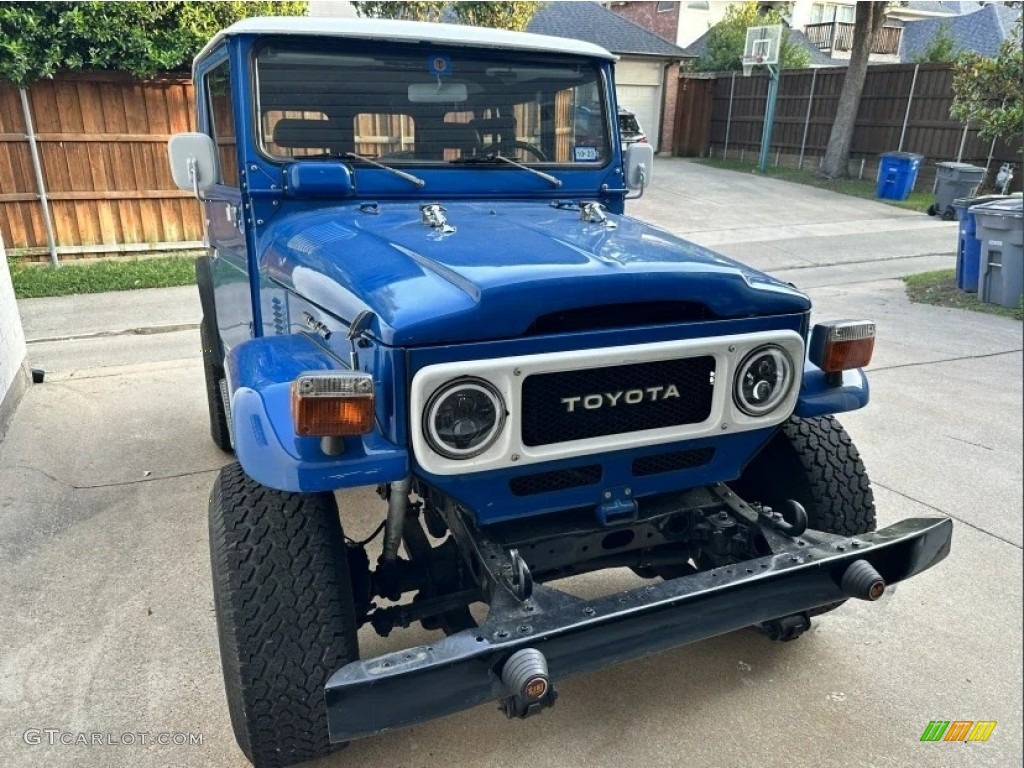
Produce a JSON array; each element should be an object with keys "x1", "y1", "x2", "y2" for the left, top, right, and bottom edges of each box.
[
  {"x1": 685, "y1": 1, "x2": 709, "y2": 9},
  {"x1": 810, "y1": 3, "x2": 855, "y2": 23},
  {"x1": 657, "y1": 2, "x2": 677, "y2": 12},
  {"x1": 205, "y1": 61, "x2": 238, "y2": 186}
]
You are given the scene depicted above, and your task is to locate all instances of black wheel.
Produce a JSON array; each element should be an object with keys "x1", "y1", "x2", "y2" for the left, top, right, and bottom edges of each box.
[
  {"x1": 926, "y1": 203, "x2": 937, "y2": 216},
  {"x1": 210, "y1": 464, "x2": 361, "y2": 768},
  {"x1": 731, "y1": 415, "x2": 876, "y2": 616},
  {"x1": 940, "y1": 206, "x2": 956, "y2": 221},
  {"x1": 200, "y1": 317, "x2": 232, "y2": 452}
]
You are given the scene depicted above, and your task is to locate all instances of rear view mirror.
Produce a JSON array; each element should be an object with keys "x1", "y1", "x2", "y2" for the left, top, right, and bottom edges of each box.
[
  {"x1": 408, "y1": 82, "x2": 468, "y2": 104},
  {"x1": 625, "y1": 142, "x2": 654, "y2": 192},
  {"x1": 168, "y1": 132, "x2": 218, "y2": 199}
]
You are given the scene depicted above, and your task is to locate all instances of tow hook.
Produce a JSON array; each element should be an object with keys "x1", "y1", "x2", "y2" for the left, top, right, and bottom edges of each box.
[
  {"x1": 756, "y1": 500, "x2": 808, "y2": 537},
  {"x1": 499, "y1": 648, "x2": 557, "y2": 719}
]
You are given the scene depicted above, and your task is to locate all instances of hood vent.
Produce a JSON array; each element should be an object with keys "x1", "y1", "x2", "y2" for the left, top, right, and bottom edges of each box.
[{"x1": 524, "y1": 301, "x2": 714, "y2": 336}]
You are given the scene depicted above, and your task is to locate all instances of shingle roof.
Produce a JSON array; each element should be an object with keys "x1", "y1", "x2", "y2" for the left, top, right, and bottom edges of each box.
[
  {"x1": 686, "y1": 25, "x2": 835, "y2": 68},
  {"x1": 527, "y1": 1, "x2": 692, "y2": 59},
  {"x1": 901, "y1": 1, "x2": 973, "y2": 15},
  {"x1": 900, "y1": 2, "x2": 1021, "y2": 60}
]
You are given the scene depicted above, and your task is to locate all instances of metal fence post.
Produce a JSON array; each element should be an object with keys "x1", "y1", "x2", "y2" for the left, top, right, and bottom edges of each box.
[
  {"x1": 798, "y1": 68, "x2": 817, "y2": 170},
  {"x1": 898, "y1": 63, "x2": 919, "y2": 152},
  {"x1": 723, "y1": 72, "x2": 736, "y2": 160},
  {"x1": 19, "y1": 86, "x2": 59, "y2": 268}
]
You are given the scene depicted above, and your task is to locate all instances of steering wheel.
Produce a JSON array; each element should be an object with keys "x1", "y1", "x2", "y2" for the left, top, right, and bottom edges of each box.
[{"x1": 480, "y1": 141, "x2": 548, "y2": 162}]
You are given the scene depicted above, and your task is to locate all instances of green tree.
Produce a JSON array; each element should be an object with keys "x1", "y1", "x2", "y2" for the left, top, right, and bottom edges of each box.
[
  {"x1": 0, "y1": 1, "x2": 307, "y2": 84},
  {"x1": 913, "y1": 21, "x2": 960, "y2": 63},
  {"x1": 352, "y1": 1, "x2": 542, "y2": 32},
  {"x1": 951, "y1": 12, "x2": 1023, "y2": 144},
  {"x1": 691, "y1": 2, "x2": 811, "y2": 73}
]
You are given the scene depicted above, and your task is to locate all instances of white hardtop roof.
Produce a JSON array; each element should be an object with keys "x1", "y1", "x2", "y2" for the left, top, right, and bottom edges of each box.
[{"x1": 196, "y1": 16, "x2": 616, "y2": 66}]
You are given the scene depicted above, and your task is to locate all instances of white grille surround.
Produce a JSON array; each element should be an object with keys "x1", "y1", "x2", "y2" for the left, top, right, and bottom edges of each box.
[{"x1": 410, "y1": 330, "x2": 805, "y2": 477}]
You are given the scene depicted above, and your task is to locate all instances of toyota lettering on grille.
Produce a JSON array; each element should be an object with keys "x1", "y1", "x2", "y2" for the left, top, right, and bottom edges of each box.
[{"x1": 561, "y1": 385, "x2": 680, "y2": 413}]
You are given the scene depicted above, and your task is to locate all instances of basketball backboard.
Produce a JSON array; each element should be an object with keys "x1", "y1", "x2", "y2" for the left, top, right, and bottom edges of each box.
[{"x1": 742, "y1": 24, "x2": 782, "y2": 76}]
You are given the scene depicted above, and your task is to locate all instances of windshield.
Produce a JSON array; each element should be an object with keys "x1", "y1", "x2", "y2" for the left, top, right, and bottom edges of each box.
[{"x1": 255, "y1": 45, "x2": 610, "y2": 166}]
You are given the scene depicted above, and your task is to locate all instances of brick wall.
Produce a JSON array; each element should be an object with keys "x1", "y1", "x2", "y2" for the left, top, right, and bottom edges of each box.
[
  {"x1": 660, "y1": 62, "x2": 680, "y2": 154},
  {"x1": 0, "y1": 234, "x2": 29, "y2": 436},
  {"x1": 608, "y1": 1, "x2": 679, "y2": 42}
]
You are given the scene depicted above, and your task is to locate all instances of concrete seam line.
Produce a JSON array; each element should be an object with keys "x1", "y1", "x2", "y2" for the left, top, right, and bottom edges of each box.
[
  {"x1": 869, "y1": 349, "x2": 1023, "y2": 373},
  {"x1": 26, "y1": 323, "x2": 200, "y2": 344},
  {"x1": 873, "y1": 481, "x2": 1022, "y2": 551},
  {"x1": 2, "y1": 463, "x2": 221, "y2": 490},
  {"x1": 768, "y1": 252, "x2": 956, "y2": 274}
]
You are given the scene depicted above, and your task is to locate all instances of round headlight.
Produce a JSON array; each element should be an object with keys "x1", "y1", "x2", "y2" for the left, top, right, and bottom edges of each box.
[
  {"x1": 424, "y1": 377, "x2": 506, "y2": 459},
  {"x1": 734, "y1": 345, "x2": 794, "y2": 416}
]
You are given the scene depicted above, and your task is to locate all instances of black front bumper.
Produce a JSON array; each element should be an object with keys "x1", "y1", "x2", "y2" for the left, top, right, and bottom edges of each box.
[{"x1": 325, "y1": 516, "x2": 952, "y2": 742}]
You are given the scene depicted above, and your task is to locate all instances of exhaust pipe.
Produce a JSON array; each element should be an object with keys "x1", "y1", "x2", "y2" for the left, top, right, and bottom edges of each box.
[{"x1": 840, "y1": 559, "x2": 886, "y2": 601}]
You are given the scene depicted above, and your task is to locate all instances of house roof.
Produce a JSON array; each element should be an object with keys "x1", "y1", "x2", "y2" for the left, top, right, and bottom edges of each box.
[
  {"x1": 527, "y1": 1, "x2": 692, "y2": 59},
  {"x1": 900, "y1": 1, "x2": 973, "y2": 16},
  {"x1": 686, "y1": 25, "x2": 835, "y2": 69},
  {"x1": 900, "y1": 2, "x2": 1021, "y2": 60},
  {"x1": 196, "y1": 16, "x2": 616, "y2": 65}
]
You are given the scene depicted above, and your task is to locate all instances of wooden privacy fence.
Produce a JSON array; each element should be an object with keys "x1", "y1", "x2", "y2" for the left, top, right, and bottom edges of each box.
[
  {"x1": 0, "y1": 72, "x2": 204, "y2": 265},
  {"x1": 681, "y1": 63, "x2": 1021, "y2": 190}
]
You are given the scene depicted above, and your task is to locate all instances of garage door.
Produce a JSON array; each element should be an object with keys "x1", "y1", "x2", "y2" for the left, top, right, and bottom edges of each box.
[{"x1": 614, "y1": 59, "x2": 664, "y2": 151}]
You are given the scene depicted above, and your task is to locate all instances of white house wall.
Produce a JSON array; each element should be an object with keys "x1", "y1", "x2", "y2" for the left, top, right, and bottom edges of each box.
[
  {"x1": 0, "y1": 236, "x2": 28, "y2": 438},
  {"x1": 614, "y1": 58, "x2": 664, "y2": 150}
]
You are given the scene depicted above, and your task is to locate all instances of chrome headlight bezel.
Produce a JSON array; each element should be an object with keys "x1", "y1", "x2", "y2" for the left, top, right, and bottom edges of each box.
[
  {"x1": 423, "y1": 376, "x2": 507, "y2": 460},
  {"x1": 733, "y1": 344, "x2": 795, "y2": 417}
]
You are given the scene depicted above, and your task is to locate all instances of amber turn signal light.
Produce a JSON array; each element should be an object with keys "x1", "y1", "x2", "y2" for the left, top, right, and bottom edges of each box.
[
  {"x1": 291, "y1": 371, "x2": 375, "y2": 437},
  {"x1": 809, "y1": 321, "x2": 876, "y2": 373}
]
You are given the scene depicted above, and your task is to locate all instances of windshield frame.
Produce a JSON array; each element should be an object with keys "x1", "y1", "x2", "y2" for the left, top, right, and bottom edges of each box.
[{"x1": 249, "y1": 38, "x2": 617, "y2": 173}]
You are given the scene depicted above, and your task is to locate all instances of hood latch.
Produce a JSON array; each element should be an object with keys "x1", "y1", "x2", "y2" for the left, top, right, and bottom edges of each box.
[
  {"x1": 420, "y1": 203, "x2": 455, "y2": 234},
  {"x1": 580, "y1": 202, "x2": 616, "y2": 229}
]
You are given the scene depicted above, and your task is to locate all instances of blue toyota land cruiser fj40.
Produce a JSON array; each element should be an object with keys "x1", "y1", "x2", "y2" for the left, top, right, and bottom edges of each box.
[{"x1": 167, "y1": 17, "x2": 953, "y2": 768}]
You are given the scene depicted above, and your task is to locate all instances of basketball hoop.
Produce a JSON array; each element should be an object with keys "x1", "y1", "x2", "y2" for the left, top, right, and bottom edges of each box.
[{"x1": 742, "y1": 56, "x2": 756, "y2": 77}]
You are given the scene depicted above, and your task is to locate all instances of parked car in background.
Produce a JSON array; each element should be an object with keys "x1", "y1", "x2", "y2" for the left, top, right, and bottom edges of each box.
[{"x1": 618, "y1": 106, "x2": 647, "y2": 151}]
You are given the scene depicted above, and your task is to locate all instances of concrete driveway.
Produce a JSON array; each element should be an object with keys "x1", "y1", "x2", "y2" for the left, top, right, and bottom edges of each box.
[{"x1": 2, "y1": 160, "x2": 1021, "y2": 768}]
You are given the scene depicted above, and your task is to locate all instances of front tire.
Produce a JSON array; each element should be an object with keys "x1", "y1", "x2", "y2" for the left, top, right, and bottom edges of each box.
[{"x1": 210, "y1": 464, "x2": 360, "y2": 768}]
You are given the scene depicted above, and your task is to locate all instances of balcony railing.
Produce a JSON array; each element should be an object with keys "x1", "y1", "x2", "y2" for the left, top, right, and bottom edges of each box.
[{"x1": 804, "y1": 21, "x2": 903, "y2": 56}]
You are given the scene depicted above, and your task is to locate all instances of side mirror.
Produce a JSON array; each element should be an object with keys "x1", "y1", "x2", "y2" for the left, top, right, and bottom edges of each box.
[
  {"x1": 624, "y1": 142, "x2": 654, "y2": 192},
  {"x1": 168, "y1": 132, "x2": 218, "y2": 199}
]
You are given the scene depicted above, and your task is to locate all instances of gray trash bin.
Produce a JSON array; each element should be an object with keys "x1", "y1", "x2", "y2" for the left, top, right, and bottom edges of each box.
[
  {"x1": 930, "y1": 162, "x2": 987, "y2": 221},
  {"x1": 971, "y1": 197, "x2": 1023, "y2": 309}
]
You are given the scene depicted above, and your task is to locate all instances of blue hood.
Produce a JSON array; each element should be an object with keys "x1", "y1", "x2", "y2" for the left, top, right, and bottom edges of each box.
[{"x1": 260, "y1": 201, "x2": 810, "y2": 346}]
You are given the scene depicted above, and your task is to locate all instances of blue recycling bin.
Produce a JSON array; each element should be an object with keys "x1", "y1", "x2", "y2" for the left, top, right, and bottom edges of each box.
[
  {"x1": 953, "y1": 198, "x2": 982, "y2": 291},
  {"x1": 877, "y1": 152, "x2": 924, "y2": 201},
  {"x1": 953, "y1": 195, "x2": 1009, "y2": 291}
]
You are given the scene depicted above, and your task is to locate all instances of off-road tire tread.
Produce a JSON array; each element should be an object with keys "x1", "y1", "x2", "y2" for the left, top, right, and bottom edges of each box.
[
  {"x1": 210, "y1": 463, "x2": 359, "y2": 768},
  {"x1": 200, "y1": 318, "x2": 233, "y2": 452}
]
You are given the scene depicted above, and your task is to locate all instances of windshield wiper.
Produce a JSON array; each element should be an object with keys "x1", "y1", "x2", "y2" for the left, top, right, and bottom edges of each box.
[
  {"x1": 450, "y1": 154, "x2": 562, "y2": 188},
  {"x1": 343, "y1": 152, "x2": 425, "y2": 189}
]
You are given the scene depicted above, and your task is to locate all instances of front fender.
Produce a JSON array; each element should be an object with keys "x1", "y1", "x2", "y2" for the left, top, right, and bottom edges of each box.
[
  {"x1": 794, "y1": 361, "x2": 870, "y2": 418},
  {"x1": 225, "y1": 334, "x2": 408, "y2": 493}
]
